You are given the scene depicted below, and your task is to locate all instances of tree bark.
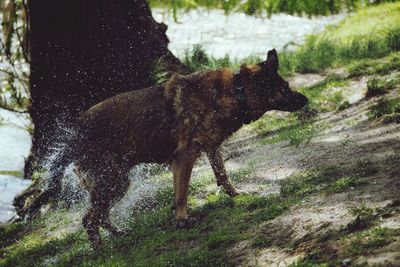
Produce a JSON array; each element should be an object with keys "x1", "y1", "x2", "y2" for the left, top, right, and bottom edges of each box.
[{"x1": 17, "y1": 0, "x2": 188, "y2": 218}]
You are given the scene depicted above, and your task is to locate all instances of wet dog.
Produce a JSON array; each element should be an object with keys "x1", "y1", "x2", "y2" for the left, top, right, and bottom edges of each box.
[{"x1": 63, "y1": 49, "x2": 307, "y2": 249}]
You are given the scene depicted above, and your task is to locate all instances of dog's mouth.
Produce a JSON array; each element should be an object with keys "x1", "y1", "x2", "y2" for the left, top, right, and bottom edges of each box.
[{"x1": 277, "y1": 92, "x2": 308, "y2": 112}]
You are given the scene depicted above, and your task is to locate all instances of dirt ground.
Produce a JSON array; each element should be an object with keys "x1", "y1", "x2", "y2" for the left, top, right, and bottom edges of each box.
[{"x1": 200, "y1": 72, "x2": 400, "y2": 266}]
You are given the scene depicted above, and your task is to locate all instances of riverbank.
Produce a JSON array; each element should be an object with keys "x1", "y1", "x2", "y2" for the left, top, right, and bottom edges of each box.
[{"x1": 153, "y1": 8, "x2": 344, "y2": 59}]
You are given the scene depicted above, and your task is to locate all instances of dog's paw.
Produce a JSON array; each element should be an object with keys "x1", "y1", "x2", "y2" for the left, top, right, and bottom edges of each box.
[
  {"x1": 226, "y1": 188, "x2": 249, "y2": 198},
  {"x1": 227, "y1": 190, "x2": 241, "y2": 197},
  {"x1": 175, "y1": 218, "x2": 197, "y2": 229}
]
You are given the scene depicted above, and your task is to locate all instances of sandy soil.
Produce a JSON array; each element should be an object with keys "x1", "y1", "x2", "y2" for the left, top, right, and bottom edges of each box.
[{"x1": 208, "y1": 73, "x2": 400, "y2": 266}]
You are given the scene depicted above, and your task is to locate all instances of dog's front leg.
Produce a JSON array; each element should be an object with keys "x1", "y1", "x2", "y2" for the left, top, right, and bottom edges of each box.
[
  {"x1": 207, "y1": 149, "x2": 239, "y2": 197},
  {"x1": 172, "y1": 148, "x2": 198, "y2": 227}
]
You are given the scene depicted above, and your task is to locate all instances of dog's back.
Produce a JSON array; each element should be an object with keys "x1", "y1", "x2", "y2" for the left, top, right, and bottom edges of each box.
[{"x1": 76, "y1": 85, "x2": 177, "y2": 168}]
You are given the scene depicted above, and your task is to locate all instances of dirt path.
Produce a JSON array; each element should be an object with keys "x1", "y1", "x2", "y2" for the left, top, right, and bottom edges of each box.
[{"x1": 203, "y1": 73, "x2": 400, "y2": 266}]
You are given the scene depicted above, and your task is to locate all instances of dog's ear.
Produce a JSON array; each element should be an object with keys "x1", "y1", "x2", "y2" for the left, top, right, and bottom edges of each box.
[{"x1": 260, "y1": 49, "x2": 279, "y2": 73}]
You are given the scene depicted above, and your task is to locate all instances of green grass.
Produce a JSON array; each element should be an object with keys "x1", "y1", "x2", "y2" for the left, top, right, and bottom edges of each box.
[
  {"x1": 328, "y1": 176, "x2": 363, "y2": 193},
  {"x1": 149, "y1": 0, "x2": 393, "y2": 17},
  {"x1": 368, "y1": 97, "x2": 400, "y2": 119},
  {"x1": 366, "y1": 73, "x2": 400, "y2": 97},
  {"x1": 0, "y1": 193, "x2": 294, "y2": 267},
  {"x1": 0, "y1": 160, "x2": 391, "y2": 266},
  {"x1": 246, "y1": 72, "x2": 361, "y2": 146},
  {"x1": 178, "y1": 2, "x2": 400, "y2": 78},
  {"x1": 262, "y1": 121, "x2": 316, "y2": 147},
  {"x1": 347, "y1": 52, "x2": 400, "y2": 77},
  {"x1": 286, "y1": 2, "x2": 400, "y2": 73},
  {"x1": 6, "y1": 163, "x2": 369, "y2": 266},
  {"x1": 290, "y1": 202, "x2": 400, "y2": 266},
  {"x1": 298, "y1": 74, "x2": 349, "y2": 112},
  {"x1": 182, "y1": 44, "x2": 262, "y2": 73},
  {"x1": 280, "y1": 162, "x2": 374, "y2": 198},
  {"x1": 346, "y1": 227, "x2": 400, "y2": 256},
  {"x1": 249, "y1": 113, "x2": 318, "y2": 147},
  {"x1": 321, "y1": 3, "x2": 400, "y2": 42},
  {"x1": 280, "y1": 165, "x2": 342, "y2": 197},
  {"x1": 227, "y1": 160, "x2": 257, "y2": 183}
]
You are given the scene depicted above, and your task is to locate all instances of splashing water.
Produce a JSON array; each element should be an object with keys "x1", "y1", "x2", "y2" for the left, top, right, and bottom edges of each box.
[
  {"x1": 61, "y1": 164, "x2": 90, "y2": 206},
  {"x1": 111, "y1": 163, "x2": 168, "y2": 226},
  {"x1": 43, "y1": 134, "x2": 168, "y2": 226}
]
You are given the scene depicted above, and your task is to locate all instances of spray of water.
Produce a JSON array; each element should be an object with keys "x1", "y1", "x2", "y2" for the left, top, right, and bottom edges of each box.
[
  {"x1": 111, "y1": 163, "x2": 168, "y2": 226},
  {"x1": 41, "y1": 126, "x2": 168, "y2": 227}
]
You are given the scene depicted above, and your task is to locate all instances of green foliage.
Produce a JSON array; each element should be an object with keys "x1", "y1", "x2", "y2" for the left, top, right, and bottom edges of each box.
[
  {"x1": 293, "y1": 36, "x2": 337, "y2": 73},
  {"x1": 291, "y1": 202, "x2": 400, "y2": 266},
  {"x1": 0, "y1": 0, "x2": 29, "y2": 113},
  {"x1": 346, "y1": 227, "x2": 400, "y2": 256},
  {"x1": 262, "y1": 121, "x2": 316, "y2": 147},
  {"x1": 368, "y1": 97, "x2": 400, "y2": 119},
  {"x1": 298, "y1": 74, "x2": 352, "y2": 112},
  {"x1": 337, "y1": 100, "x2": 351, "y2": 111},
  {"x1": 149, "y1": 0, "x2": 394, "y2": 17},
  {"x1": 31, "y1": 168, "x2": 47, "y2": 182},
  {"x1": 303, "y1": 75, "x2": 347, "y2": 100},
  {"x1": 0, "y1": 222, "x2": 26, "y2": 247},
  {"x1": 328, "y1": 176, "x2": 364, "y2": 193},
  {"x1": 0, "y1": 192, "x2": 294, "y2": 267},
  {"x1": 280, "y1": 165, "x2": 342, "y2": 197},
  {"x1": 227, "y1": 160, "x2": 257, "y2": 183},
  {"x1": 268, "y1": 2, "x2": 400, "y2": 76},
  {"x1": 0, "y1": 162, "x2": 393, "y2": 266},
  {"x1": 350, "y1": 203, "x2": 400, "y2": 223},
  {"x1": 280, "y1": 163, "x2": 373, "y2": 197},
  {"x1": 387, "y1": 26, "x2": 400, "y2": 51},
  {"x1": 250, "y1": 113, "x2": 318, "y2": 147},
  {"x1": 250, "y1": 113, "x2": 298, "y2": 134},
  {"x1": 179, "y1": 2, "x2": 400, "y2": 80},
  {"x1": 286, "y1": 32, "x2": 398, "y2": 74},
  {"x1": 154, "y1": 187, "x2": 175, "y2": 207},
  {"x1": 347, "y1": 52, "x2": 400, "y2": 77},
  {"x1": 366, "y1": 73, "x2": 400, "y2": 97},
  {"x1": 182, "y1": 44, "x2": 261, "y2": 72}
]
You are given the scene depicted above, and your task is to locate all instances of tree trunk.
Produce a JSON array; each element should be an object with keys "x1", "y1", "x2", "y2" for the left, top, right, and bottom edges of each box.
[{"x1": 16, "y1": 0, "x2": 187, "y2": 219}]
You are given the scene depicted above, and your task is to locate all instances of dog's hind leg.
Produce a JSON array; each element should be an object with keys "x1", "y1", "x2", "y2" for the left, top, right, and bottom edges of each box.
[
  {"x1": 172, "y1": 147, "x2": 200, "y2": 227},
  {"x1": 207, "y1": 149, "x2": 239, "y2": 197},
  {"x1": 82, "y1": 167, "x2": 130, "y2": 250},
  {"x1": 100, "y1": 172, "x2": 130, "y2": 237},
  {"x1": 82, "y1": 190, "x2": 105, "y2": 250}
]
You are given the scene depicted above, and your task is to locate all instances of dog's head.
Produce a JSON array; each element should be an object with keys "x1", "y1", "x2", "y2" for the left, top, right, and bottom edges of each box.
[{"x1": 241, "y1": 49, "x2": 308, "y2": 114}]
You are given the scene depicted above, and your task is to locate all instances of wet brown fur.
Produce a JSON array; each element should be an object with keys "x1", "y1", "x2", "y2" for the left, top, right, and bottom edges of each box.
[{"x1": 72, "y1": 50, "x2": 307, "y2": 249}]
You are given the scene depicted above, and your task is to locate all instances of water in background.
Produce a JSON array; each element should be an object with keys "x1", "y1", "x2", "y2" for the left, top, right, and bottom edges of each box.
[
  {"x1": 0, "y1": 109, "x2": 31, "y2": 222},
  {"x1": 154, "y1": 9, "x2": 344, "y2": 59}
]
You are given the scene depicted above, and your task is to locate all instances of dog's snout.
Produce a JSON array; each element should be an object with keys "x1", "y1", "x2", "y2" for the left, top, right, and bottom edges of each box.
[{"x1": 279, "y1": 91, "x2": 308, "y2": 112}]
